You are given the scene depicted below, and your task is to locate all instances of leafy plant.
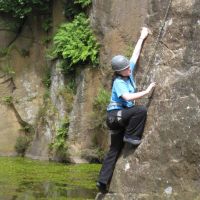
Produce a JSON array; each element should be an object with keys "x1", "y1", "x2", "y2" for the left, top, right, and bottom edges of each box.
[
  {"x1": 64, "y1": 0, "x2": 91, "y2": 19},
  {"x1": 20, "y1": 48, "x2": 30, "y2": 57},
  {"x1": 19, "y1": 124, "x2": 33, "y2": 134},
  {"x1": 53, "y1": 119, "x2": 69, "y2": 150},
  {"x1": 0, "y1": 0, "x2": 51, "y2": 19},
  {"x1": 74, "y1": 0, "x2": 92, "y2": 8},
  {"x1": 42, "y1": 68, "x2": 51, "y2": 88},
  {"x1": 50, "y1": 13, "x2": 99, "y2": 71},
  {"x1": 93, "y1": 87, "x2": 110, "y2": 129},
  {"x1": 57, "y1": 85, "x2": 74, "y2": 113},
  {"x1": 1, "y1": 96, "x2": 13, "y2": 106},
  {"x1": 42, "y1": 18, "x2": 52, "y2": 32},
  {"x1": 0, "y1": 47, "x2": 9, "y2": 57},
  {"x1": 90, "y1": 87, "x2": 110, "y2": 163},
  {"x1": 15, "y1": 135, "x2": 31, "y2": 156},
  {"x1": 0, "y1": 64, "x2": 15, "y2": 76},
  {"x1": 50, "y1": 118, "x2": 70, "y2": 162}
]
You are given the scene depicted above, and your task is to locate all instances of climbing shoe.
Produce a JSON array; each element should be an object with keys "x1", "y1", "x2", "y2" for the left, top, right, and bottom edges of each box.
[
  {"x1": 96, "y1": 182, "x2": 108, "y2": 194},
  {"x1": 123, "y1": 135, "x2": 141, "y2": 146}
]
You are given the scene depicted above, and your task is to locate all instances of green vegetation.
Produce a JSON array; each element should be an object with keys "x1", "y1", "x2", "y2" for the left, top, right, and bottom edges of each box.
[
  {"x1": 0, "y1": 0, "x2": 51, "y2": 19},
  {"x1": 1, "y1": 65, "x2": 15, "y2": 76},
  {"x1": 64, "y1": 0, "x2": 92, "y2": 19},
  {"x1": 20, "y1": 48, "x2": 30, "y2": 57},
  {"x1": 50, "y1": 118, "x2": 70, "y2": 162},
  {"x1": 0, "y1": 157, "x2": 101, "y2": 199},
  {"x1": 91, "y1": 87, "x2": 110, "y2": 162},
  {"x1": 1, "y1": 95, "x2": 34, "y2": 156},
  {"x1": 41, "y1": 18, "x2": 52, "y2": 32},
  {"x1": 125, "y1": 45, "x2": 134, "y2": 58},
  {"x1": 19, "y1": 124, "x2": 33, "y2": 134},
  {"x1": 75, "y1": 0, "x2": 92, "y2": 8},
  {"x1": 0, "y1": 47, "x2": 10, "y2": 57},
  {"x1": 50, "y1": 13, "x2": 99, "y2": 72},
  {"x1": 93, "y1": 87, "x2": 110, "y2": 130},
  {"x1": 14, "y1": 135, "x2": 31, "y2": 156},
  {"x1": 57, "y1": 85, "x2": 75, "y2": 112},
  {"x1": 1, "y1": 95, "x2": 13, "y2": 106},
  {"x1": 42, "y1": 67, "x2": 51, "y2": 88}
]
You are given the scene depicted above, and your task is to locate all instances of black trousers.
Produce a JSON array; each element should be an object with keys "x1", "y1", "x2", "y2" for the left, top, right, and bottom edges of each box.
[{"x1": 98, "y1": 105, "x2": 147, "y2": 185}]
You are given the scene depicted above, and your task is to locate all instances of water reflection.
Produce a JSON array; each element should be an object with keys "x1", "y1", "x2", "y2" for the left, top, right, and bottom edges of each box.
[
  {"x1": 1, "y1": 180, "x2": 97, "y2": 200},
  {"x1": 0, "y1": 157, "x2": 100, "y2": 200}
]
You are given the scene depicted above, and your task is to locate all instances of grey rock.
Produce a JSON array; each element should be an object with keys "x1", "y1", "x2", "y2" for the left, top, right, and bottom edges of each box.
[{"x1": 92, "y1": 0, "x2": 200, "y2": 199}]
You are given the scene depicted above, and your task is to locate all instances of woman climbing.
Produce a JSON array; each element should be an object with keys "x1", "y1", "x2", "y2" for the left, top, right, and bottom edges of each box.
[{"x1": 96, "y1": 27, "x2": 156, "y2": 193}]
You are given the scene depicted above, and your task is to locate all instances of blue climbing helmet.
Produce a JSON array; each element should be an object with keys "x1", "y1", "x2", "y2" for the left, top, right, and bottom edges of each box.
[{"x1": 111, "y1": 55, "x2": 130, "y2": 72}]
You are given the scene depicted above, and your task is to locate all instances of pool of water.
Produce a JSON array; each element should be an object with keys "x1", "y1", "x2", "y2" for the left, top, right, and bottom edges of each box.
[{"x1": 0, "y1": 157, "x2": 101, "y2": 200}]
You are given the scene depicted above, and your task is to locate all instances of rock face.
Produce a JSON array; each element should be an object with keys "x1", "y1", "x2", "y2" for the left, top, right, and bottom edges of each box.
[
  {"x1": 0, "y1": 0, "x2": 104, "y2": 161},
  {"x1": 0, "y1": 13, "x2": 46, "y2": 156},
  {"x1": 67, "y1": 67, "x2": 101, "y2": 163},
  {"x1": 92, "y1": 0, "x2": 200, "y2": 199},
  {"x1": 0, "y1": 0, "x2": 66, "y2": 159}
]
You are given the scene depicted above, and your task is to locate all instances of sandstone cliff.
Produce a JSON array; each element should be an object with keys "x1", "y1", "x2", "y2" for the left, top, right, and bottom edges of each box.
[{"x1": 0, "y1": 0, "x2": 200, "y2": 198}]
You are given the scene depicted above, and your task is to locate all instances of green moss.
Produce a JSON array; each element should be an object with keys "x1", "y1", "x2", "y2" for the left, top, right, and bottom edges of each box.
[
  {"x1": 14, "y1": 135, "x2": 31, "y2": 156},
  {"x1": 0, "y1": 64, "x2": 15, "y2": 76},
  {"x1": 57, "y1": 85, "x2": 74, "y2": 112},
  {"x1": 0, "y1": 157, "x2": 101, "y2": 199},
  {"x1": 1, "y1": 96, "x2": 13, "y2": 106},
  {"x1": 50, "y1": 118, "x2": 70, "y2": 162}
]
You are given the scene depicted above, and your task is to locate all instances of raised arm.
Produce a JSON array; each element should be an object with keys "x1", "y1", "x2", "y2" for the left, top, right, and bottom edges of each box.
[{"x1": 130, "y1": 27, "x2": 149, "y2": 65}]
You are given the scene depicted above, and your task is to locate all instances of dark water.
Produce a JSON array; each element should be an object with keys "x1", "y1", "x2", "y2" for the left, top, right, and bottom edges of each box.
[{"x1": 0, "y1": 157, "x2": 101, "y2": 200}]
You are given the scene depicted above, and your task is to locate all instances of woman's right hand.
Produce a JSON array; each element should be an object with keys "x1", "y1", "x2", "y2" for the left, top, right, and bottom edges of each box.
[{"x1": 146, "y1": 82, "x2": 156, "y2": 94}]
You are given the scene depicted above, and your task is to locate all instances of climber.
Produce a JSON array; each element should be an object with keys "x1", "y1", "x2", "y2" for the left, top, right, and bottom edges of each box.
[{"x1": 96, "y1": 27, "x2": 156, "y2": 193}]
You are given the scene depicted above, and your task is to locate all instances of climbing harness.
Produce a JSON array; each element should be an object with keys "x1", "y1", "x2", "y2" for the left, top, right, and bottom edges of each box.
[{"x1": 141, "y1": 0, "x2": 173, "y2": 108}]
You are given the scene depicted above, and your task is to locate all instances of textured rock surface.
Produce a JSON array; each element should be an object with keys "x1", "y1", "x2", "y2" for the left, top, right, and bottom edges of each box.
[
  {"x1": 93, "y1": 0, "x2": 200, "y2": 199},
  {"x1": 0, "y1": 14, "x2": 46, "y2": 156},
  {"x1": 67, "y1": 67, "x2": 101, "y2": 163},
  {"x1": 91, "y1": 0, "x2": 147, "y2": 66},
  {"x1": 0, "y1": 0, "x2": 68, "y2": 159}
]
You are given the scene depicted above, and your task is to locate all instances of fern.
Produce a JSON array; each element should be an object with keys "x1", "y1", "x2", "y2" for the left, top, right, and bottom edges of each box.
[{"x1": 51, "y1": 13, "x2": 99, "y2": 70}]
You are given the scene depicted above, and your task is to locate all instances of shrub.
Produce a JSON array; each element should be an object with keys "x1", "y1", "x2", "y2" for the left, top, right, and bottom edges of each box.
[
  {"x1": 91, "y1": 87, "x2": 110, "y2": 163},
  {"x1": 15, "y1": 135, "x2": 30, "y2": 156},
  {"x1": 0, "y1": 0, "x2": 51, "y2": 19},
  {"x1": 64, "y1": 0, "x2": 92, "y2": 19},
  {"x1": 74, "y1": 0, "x2": 92, "y2": 8},
  {"x1": 50, "y1": 13, "x2": 99, "y2": 71},
  {"x1": 50, "y1": 118, "x2": 70, "y2": 162},
  {"x1": 1, "y1": 96, "x2": 13, "y2": 106},
  {"x1": 52, "y1": 118, "x2": 69, "y2": 151},
  {"x1": 93, "y1": 87, "x2": 110, "y2": 129}
]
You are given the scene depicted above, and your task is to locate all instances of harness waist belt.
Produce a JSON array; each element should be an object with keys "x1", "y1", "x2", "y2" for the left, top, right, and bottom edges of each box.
[{"x1": 108, "y1": 102, "x2": 123, "y2": 107}]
